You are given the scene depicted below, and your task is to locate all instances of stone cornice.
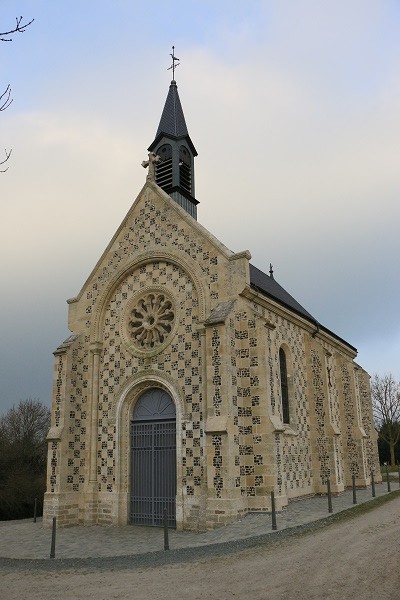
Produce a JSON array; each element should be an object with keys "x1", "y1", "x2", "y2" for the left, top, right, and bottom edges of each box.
[
  {"x1": 241, "y1": 285, "x2": 357, "y2": 359},
  {"x1": 241, "y1": 285, "x2": 316, "y2": 333}
]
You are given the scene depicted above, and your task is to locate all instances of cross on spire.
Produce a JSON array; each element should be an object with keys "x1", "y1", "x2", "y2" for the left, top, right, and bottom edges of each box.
[{"x1": 168, "y1": 46, "x2": 180, "y2": 80}]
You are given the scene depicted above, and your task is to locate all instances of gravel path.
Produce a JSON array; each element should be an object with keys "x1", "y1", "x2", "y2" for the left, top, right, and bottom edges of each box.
[
  {"x1": 0, "y1": 484, "x2": 396, "y2": 563},
  {"x1": 1, "y1": 492, "x2": 399, "y2": 599}
]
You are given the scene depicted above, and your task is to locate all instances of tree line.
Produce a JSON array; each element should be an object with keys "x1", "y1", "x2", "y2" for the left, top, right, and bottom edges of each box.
[
  {"x1": 371, "y1": 373, "x2": 400, "y2": 466},
  {"x1": 0, "y1": 399, "x2": 50, "y2": 520}
]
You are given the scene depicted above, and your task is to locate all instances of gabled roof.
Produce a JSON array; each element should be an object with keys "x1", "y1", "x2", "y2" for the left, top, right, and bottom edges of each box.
[
  {"x1": 155, "y1": 80, "x2": 188, "y2": 138},
  {"x1": 249, "y1": 263, "x2": 357, "y2": 352},
  {"x1": 249, "y1": 264, "x2": 315, "y2": 321}
]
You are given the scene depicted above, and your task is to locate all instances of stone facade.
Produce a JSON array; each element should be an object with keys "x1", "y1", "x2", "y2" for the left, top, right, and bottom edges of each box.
[{"x1": 43, "y1": 180, "x2": 381, "y2": 530}]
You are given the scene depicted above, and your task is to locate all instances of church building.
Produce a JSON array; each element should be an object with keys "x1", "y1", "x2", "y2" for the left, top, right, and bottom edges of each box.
[{"x1": 44, "y1": 64, "x2": 380, "y2": 530}]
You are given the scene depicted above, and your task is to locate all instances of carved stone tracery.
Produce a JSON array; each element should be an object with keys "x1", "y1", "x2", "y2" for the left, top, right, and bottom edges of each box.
[{"x1": 128, "y1": 292, "x2": 174, "y2": 350}]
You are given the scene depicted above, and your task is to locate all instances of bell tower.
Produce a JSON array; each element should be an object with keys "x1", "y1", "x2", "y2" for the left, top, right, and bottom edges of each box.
[{"x1": 148, "y1": 48, "x2": 199, "y2": 219}]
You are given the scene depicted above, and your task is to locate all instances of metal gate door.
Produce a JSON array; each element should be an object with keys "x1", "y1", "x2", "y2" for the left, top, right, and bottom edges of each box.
[{"x1": 130, "y1": 389, "x2": 176, "y2": 527}]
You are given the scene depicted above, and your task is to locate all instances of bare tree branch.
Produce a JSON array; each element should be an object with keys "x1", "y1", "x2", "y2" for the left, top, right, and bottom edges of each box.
[
  {"x1": 0, "y1": 84, "x2": 13, "y2": 111},
  {"x1": 1, "y1": 16, "x2": 33, "y2": 171},
  {"x1": 0, "y1": 149, "x2": 12, "y2": 172},
  {"x1": 0, "y1": 16, "x2": 34, "y2": 42}
]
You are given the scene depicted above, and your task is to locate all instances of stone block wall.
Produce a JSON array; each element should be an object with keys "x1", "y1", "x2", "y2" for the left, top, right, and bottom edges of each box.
[{"x1": 44, "y1": 183, "x2": 381, "y2": 530}]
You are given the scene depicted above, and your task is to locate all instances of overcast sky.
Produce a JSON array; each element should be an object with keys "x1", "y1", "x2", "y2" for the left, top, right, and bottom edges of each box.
[{"x1": 1, "y1": 1, "x2": 400, "y2": 415}]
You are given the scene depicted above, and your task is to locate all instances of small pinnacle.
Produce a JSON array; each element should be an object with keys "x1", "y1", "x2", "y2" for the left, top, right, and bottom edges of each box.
[{"x1": 269, "y1": 263, "x2": 274, "y2": 279}]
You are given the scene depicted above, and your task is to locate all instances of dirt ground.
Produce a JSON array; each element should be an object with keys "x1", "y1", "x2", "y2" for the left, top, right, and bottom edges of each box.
[{"x1": 2, "y1": 497, "x2": 400, "y2": 600}]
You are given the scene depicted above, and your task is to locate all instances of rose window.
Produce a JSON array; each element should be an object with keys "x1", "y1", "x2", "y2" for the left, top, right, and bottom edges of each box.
[{"x1": 128, "y1": 292, "x2": 175, "y2": 349}]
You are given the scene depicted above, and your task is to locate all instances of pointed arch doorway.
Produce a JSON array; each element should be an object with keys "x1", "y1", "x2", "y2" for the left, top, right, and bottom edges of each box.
[{"x1": 130, "y1": 388, "x2": 176, "y2": 527}]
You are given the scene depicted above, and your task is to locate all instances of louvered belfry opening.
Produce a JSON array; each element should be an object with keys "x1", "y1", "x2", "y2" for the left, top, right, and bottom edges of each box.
[
  {"x1": 130, "y1": 389, "x2": 176, "y2": 527},
  {"x1": 148, "y1": 78, "x2": 199, "y2": 218},
  {"x1": 179, "y1": 145, "x2": 191, "y2": 194},
  {"x1": 155, "y1": 144, "x2": 173, "y2": 191}
]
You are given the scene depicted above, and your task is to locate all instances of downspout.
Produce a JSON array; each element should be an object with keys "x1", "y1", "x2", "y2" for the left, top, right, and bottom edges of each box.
[{"x1": 312, "y1": 320, "x2": 320, "y2": 338}]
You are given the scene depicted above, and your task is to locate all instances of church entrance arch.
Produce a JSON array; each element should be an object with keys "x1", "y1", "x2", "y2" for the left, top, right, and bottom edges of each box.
[{"x1": 130, "y1": 388, "x2": 176, "y2": 527}]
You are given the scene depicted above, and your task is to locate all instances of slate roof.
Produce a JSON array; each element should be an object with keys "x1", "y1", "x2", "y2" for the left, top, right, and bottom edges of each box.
[
  {"x1": 250, "y1": 264, "x2": 316, "y2": 321},
  {"x1": 155, "y1": 80, "x2": 188, "y2": 138},
  {"x1": 249, "y1": 263, "x2": 357, "y2": 352}
]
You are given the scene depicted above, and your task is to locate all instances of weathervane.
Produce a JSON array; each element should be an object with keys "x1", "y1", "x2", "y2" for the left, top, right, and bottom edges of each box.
[{"x1": 168, "y1": 46, "x2": 180, "y2": 80}]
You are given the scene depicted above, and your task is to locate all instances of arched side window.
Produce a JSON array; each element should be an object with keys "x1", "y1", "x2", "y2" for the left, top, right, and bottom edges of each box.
[{"x1": 279, "y1": 347, "x2": 290, "y2": 424}]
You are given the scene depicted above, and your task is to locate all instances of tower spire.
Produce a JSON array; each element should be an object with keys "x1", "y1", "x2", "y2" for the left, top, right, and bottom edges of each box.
[{"x1": 148, "y1": 48, "x2": 199, "y2": 219}]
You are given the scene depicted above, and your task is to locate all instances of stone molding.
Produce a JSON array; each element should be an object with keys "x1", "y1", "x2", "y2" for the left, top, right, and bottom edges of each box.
[
  {"x1": 205, "y1": 416, "x2": 228, "y2": 433},
  {"x1": 53, "y1": 333, "x2": 80, "y2": 355},
  {"x1": 110, "y1": 368, "x2": 186, "y2": 424},
  {"x1": 90, "y1": 250, "x2": 207, "y2": 341}
]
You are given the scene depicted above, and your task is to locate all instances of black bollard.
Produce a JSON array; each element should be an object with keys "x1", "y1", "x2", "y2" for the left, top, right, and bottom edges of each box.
[
  {"x1": 352, "y1": 474, "x2": 357, "y2": 504},
  {"x1": 271, "y1": 490, "x2": 277, "y2": 530},
  {"x1": 163, "y1": 508, "x2": 169, "y2": 551},
  {"x1": 50, "y1": 517, "x2": 56, "y2": 559},
  {"x1": 33, "y1": 497, "x2": 38, "y2": 523},
  {"x1": 386, "y1": 465, "x2": 391, "y2": 492},
  {"x1": 371, "y1": 471, "x2": 375, "y2": 497},
  {"x1": 327, "y1": 478, "x2": 333, "y2": 513}
]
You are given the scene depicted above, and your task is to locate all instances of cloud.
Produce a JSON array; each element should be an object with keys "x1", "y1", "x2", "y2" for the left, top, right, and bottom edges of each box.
[{"x1": 1, "y1": 1, "x2": 400, "y2": 414}]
